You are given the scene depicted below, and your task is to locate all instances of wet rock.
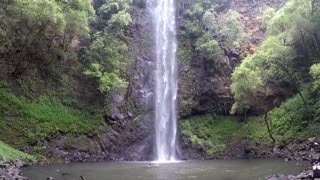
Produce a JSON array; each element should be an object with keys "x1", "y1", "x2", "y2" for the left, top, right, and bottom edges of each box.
[
  {"x1": 111, "y1": 93, "x2": 124, "y2": 104},
  {"x1": 266, "y1": 170, "x2": 314, "y2": 180},
  {"x1": 110, "y1": 107, "x2": 124, "y2": 121},
  {"x1": 12, "y1": 175, "x2": 28, "y2": 180},
  {"x1": 265, "y1": 174, "x2": 287, "y2": 180},
  {"x1": 287, "y1": 175, "x2": 297, "y2": 180},
  {"x1": 0, "y1": 159, "x2": 30, "y2": 180},
  {"x1": 14, "y1": 159, "x2": 26, "y2": 169},
  {"x1": 0, "y1": 169, "x2": 13, "y2": 180}
]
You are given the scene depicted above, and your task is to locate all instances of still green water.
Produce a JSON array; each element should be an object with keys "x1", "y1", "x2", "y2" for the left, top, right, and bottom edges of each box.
[{"x1": 23, "y1": 159, "x2": 306, "y2": 180}]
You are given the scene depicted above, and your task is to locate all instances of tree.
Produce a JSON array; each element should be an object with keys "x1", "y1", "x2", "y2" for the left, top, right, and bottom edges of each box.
[
  {"x1": 57, "y1": 0, "x2": 95, "y2": 50},
  {"x1": 83, "y1": 0, "x2": 132, "y2": 95},
  {"x1": 202, "y1": 10, "x2": 218, "y2": 34},
  {"x1": 96, "y1": 0, "x2": 132, "y2": 31},
  {"x1": 0, "y1": 0, "x2": 66, "y2": 78},
  {"x1": 262, "y1": 7, "x2": 276, "y2": 30},
  {"x1": 195, "y1": 34, "x2": 223, "y2": 60},
  {"x1": 218, "y1": 10, "x2": 248, "y2": 48},
  {"x1": 201, "y1": 9, "x2": 248, "y2": 48},
  {"x1": 258, "y1": 36, "x2": 307, "y2": 105},
  {"x1": 0, "y1": 0, "x2": 94, "y2": 78},
  {"x1": 85, "y1": 63, "x2": 128, "y2": 93},
  {"x1": 231, "y1": 54, "x2": 276, "y2": 144},
  {"x1": 267, "y1": 0, "x2": 320, "y2": 59}
]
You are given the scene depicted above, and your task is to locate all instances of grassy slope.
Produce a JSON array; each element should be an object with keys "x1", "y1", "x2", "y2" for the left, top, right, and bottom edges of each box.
[
  {"x1": 0, "y1": 88, "x2": 105, "y2": 157},
  {"x1": 0, "y1": 141, "x2": 33, "y2": 161}
]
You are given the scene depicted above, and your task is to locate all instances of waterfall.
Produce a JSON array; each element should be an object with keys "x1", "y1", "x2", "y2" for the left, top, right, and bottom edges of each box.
[{"x1": 149, "y1": 0, "x2": 178, "y2": 161}]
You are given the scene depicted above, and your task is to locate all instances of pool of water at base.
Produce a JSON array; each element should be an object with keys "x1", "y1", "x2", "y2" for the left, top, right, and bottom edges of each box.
[{"x1": 23, "y1": 159, "x2": 307, "y2": 180}]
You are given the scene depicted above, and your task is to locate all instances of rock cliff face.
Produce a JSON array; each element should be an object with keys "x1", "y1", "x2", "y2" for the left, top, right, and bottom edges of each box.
[
  {"x1": 41, "y1": 0, "x2": 290, "y2": 161},
  {"x1": 44, "y1": 114, "x2": 154, "y2": 161},
  {"x1": 176, "y1": 0, "x2": 287, "y2": 118}
]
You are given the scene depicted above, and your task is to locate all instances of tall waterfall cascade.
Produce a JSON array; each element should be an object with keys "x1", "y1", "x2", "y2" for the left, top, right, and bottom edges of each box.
[{"x1": 149, "y1": 0, "x2": 178, "y2": 161}]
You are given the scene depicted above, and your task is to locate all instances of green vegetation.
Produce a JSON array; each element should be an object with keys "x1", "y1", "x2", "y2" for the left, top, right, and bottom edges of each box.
[
  {"x1": 179, "y1": 0, "x2": 247, "y2": 75},
  {"x1": 261, "y1": 7, "x2": 276, "y2": 29},
  {"x1": 0, "y1": 88, "x2": 105, "y2": 152},
  {"x1": 229, "y1": 83, "x2": 320, "y2": 147},
  {"x1": 83, "y1": 0, "x2": 132, "y2": 94},
  {"x1": 0, "y1": 141, "x2": 33, "y2": 161},
  {"x1": 246, "y1": 88, "x2": 320, "y2": 145},
  {"x1": 0, "y1": 0, "x2": 94, "y2": 78},
  {"x1": 181, "y1": 115, "x2": 243, "y2": 156},
  {"x1": 181, "y1": 85, "x2": 320, "y2": 155},
  {"x1": 0, "y1": 0, "x2": 131, "y2": 99},
  {"x1": 231, "y1": 0, "x2": 320, "y2": 144},
  {"x1": 0, "y1": 0, "x2": 132, "y2": 159}
]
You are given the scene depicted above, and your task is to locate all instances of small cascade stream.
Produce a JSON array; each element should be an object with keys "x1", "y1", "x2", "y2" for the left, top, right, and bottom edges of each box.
[{"x1": 149, "y1": 0, "x2": 178, "y2": 161}]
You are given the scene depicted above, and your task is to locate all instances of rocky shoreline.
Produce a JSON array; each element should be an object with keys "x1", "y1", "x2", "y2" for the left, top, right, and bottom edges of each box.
[
  {"x1": 0, "y1": 159, "x2": 31, "y2": 180},
  {"x1": 266, "y1": 169, "x2": 314, "y2": 180},
  {"x1": 180, "y1": 136, "x2": 311, "y2": 161}
]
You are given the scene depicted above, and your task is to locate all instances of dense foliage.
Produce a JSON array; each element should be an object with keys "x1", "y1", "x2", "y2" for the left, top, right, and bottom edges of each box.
[
  {"x1": 0, "y1": 0, "x2": 94, "y2": 78},
  {"x1": 179, "y1": 0, "x2": 247, "y2": 74},
  {"x1": 231, "y1": 0, "x2": 320, "y2": 143},
  {"x1": 83, "y1": 0, "x2": 132, "y2": 94},
  {"x1": 0, "y1": 0, "x2": 132, "y2": 160}
]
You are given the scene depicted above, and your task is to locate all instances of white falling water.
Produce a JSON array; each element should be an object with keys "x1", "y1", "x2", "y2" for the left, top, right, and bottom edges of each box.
[{"x1": 150, "y1": 0, "x2": 178, "y2": 161}]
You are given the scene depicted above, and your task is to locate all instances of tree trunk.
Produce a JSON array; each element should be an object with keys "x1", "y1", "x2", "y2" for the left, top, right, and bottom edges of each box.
[
  {"x1": 244, "y1": 111, "x2": 247, "y2": 122},
  {"x1": 264, "y1": 111, "x2": 276, "y2": 144},
  {"x1": 297, "y1": 91, "x2": 307, "y2": 105}
]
